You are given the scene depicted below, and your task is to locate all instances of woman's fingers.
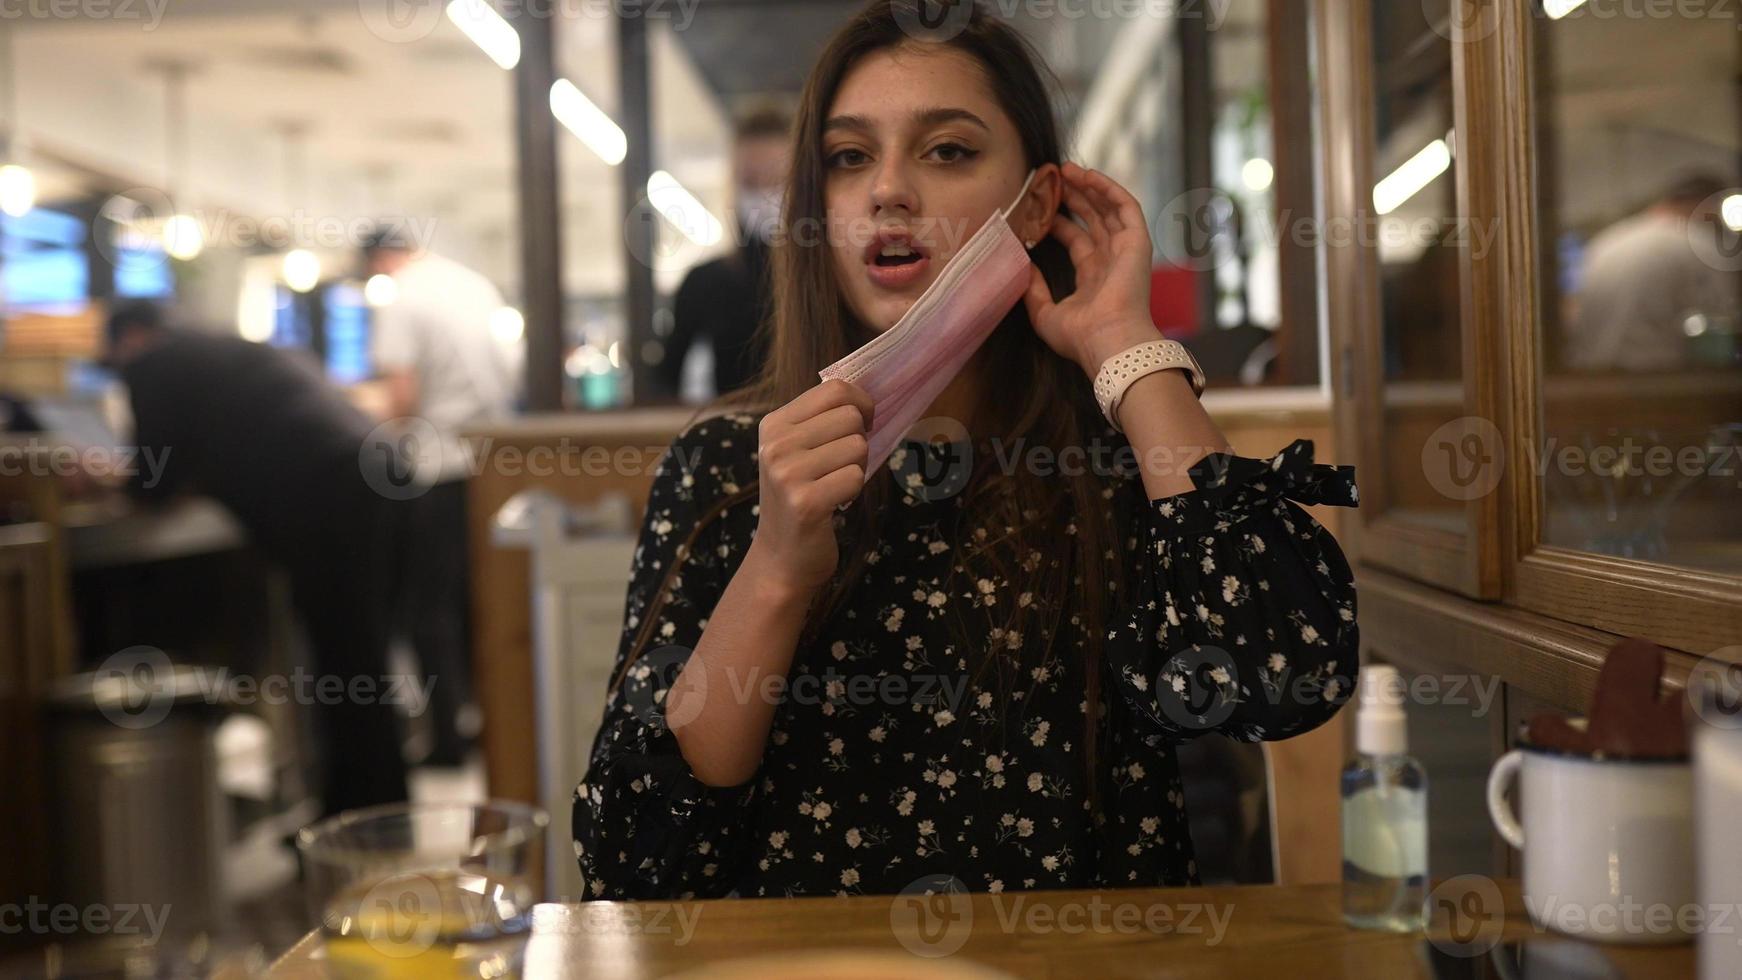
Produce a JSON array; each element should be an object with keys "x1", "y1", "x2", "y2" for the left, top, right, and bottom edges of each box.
[
  {"x1": 791, "y1": 403, "x2": 870, "y2": 451},
  {"x1": 1060, "y1": 178, "x2": 1111, "y2": 253},
  {"x1": 774, "y1": 378, "x2": 873, "y2": 431},
  {"x1": 809, "y1": 461, "x2": 867, "y2": 510},
  {"x1": 1024, "y1": 263, "x2": 1057, "y2": 319},
  {"x1": 792, "y1": 430, "x2": 870, "y2": 481},
  {"x1": 1049, "y1": 210, "x2": 1098, "y2": 269},
  {"x1": 1059, "y1": 166, "x2": 1114, "y2": 234},
  {"x1": 1081, "y1": 167, "x2": 1148, "y2": 236},
  {"x1": 1062, "y1": 163, "x2": 1117, "y2": 223}
]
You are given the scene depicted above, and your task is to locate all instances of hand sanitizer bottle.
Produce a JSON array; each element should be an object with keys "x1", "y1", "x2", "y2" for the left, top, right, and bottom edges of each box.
[{"x1": 1341, "y1": 663, "x2": 1428, "y2": 931}]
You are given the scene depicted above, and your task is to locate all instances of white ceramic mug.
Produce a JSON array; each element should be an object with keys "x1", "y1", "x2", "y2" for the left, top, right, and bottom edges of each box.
[{"x1": 1487, "y1": 741, "x2": 1695, "y2": 943}]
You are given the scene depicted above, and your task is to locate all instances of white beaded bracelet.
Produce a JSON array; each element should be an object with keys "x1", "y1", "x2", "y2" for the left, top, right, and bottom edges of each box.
[{"x1": 1092, "y1": 339, "x2": 1206, "y2": 432}]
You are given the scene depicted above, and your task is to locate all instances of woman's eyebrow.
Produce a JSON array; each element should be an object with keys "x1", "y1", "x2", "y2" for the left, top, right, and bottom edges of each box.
[
  {"x1": 913, "y1": 106, "x2": 989, "y2": 131},
  {"x1": 822, "y1": 113, "x2": 875, "y2": 136},
  {"x1": 822, "y1": 107, "x2": 990, "y2": 136}
]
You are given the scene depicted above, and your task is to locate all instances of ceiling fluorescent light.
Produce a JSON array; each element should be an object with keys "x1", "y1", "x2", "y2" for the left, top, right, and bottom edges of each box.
[
  {"x1": 1373, "y1": 139, "x2": 1451, "y2": 215},
  {"x1": 445, "y1": 0, "x2": 521, "y2": 70},
  {"x1": 550, "y1": 78, "x2": 627, "y2": 166},
  {"x1": 647, "y1": 170, "x2": 723, "y2": 246}
]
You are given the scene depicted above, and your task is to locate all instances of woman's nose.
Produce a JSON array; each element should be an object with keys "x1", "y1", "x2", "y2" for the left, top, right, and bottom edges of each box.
[{"x1": 869, "y1": 163, "x2": 918, "y2": 216}]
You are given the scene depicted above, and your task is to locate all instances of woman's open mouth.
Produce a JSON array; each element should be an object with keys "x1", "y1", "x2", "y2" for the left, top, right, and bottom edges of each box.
[{"x1": 864, "y1": 232, "x2": 932, "y2": 290}]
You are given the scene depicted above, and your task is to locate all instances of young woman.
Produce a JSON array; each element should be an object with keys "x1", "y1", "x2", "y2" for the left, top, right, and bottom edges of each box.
[{"x1": 572, "y1": 0, "x2": 1359, "y2": 899}]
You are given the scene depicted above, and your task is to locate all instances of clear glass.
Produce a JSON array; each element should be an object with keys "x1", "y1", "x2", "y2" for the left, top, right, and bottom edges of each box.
[
  {"x1": 1533, "y1": 7, "x2": 1742, "y2": 574},
  {"x1": 296, "y1": 801, "x2": 549, "y2": 980},
  {"x1": 1341, "y1": 752, "x2": 1429, "y2": 932},
  {"x1": 1369, "y1": 0, "x2": 1470, "y2": 535}
]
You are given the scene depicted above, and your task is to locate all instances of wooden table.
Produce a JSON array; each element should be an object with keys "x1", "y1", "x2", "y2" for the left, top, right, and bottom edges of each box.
[{"x1": 268, "y1": 881, "x2": 1694, "y2": 979}]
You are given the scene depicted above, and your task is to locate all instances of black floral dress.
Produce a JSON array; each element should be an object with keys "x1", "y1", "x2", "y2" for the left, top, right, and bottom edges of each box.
[{"x1": 571, "y1": 411, "x2": 1359, "y2": 899}]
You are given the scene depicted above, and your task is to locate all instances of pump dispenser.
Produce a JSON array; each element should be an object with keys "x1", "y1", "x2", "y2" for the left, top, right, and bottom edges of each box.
[{"x1": 1341, "y1": 664, "x2": 1429, "y2": 931}]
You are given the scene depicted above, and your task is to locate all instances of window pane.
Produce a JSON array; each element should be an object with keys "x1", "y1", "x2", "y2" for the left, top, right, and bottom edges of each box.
[
  {"x1": 1372, "y1": 0, "x2": 1468, "y2": 533},
  {"x1": 1534, "y1": 4, "x2": 1742, "y2": 574}
]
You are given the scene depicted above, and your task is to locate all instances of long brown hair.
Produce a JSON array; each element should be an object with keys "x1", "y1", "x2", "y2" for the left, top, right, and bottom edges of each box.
[{"x1": 619, "y1": 0, "x2": 1128, "y2": 812}]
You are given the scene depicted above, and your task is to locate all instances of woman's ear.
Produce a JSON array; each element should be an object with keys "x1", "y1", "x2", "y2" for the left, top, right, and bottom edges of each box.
[{"x1": 1020, "y1": 163, "x2": 1063, "y2": 248}]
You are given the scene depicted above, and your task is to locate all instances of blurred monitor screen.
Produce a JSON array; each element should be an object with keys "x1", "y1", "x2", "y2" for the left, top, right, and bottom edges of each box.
[
  {"x1": 323, "y1": 281, "x2": 371, "y2": 384},
  {"x1": 270, "y1": 286, "x2": 311, "y2": 349},
  {"x1": 113, "y1": 239, "x2": 176, "y2": 299},
  {"x1": 2, "y1": 206, "x2": 89, "y2": 311}
]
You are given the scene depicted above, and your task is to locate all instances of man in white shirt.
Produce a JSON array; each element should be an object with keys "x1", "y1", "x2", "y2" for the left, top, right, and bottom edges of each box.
[
  {"x1": 1565, "y1": 175, "x2": 1737, "y2": 372},
  {"x1": 363, "y1": 228, "x2": 522, "y2": 765}
]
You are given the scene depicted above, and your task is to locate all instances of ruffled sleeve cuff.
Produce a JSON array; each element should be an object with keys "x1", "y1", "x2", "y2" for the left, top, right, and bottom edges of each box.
[
  {"x1": 1150, "y1": 439, "x2": 1358, "y2": 536},
  {"x1": 1105, "y1": 438, "x2": 1359, "y2": 744}
]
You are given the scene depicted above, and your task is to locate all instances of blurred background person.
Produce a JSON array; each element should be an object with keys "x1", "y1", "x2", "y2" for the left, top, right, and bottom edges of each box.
[
  {"x1": 103, "y1": 300, "x2": 408, "y2": 818},
  {"x1": 655, "y1": 108, "x2": 792, "y2": 399},
  {"x1": 1563, "y1": 173, "x2": 1738, "y2": 372},
  {"x1": 361, "y1": 227, "x2": 521, "y2": 766}
]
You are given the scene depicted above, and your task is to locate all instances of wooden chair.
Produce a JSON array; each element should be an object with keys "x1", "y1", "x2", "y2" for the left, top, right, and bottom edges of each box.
[
  {"x1": 0, "y1": 523, "x2": 66, "y2": 952},
  {"x1": 0, "y1": 454, "x2": 78, "y2": 950}
]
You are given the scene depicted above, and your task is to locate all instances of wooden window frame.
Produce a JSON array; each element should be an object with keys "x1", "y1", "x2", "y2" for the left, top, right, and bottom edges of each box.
[
  {"x1": 1318, "y1": 0, "x2": 1505, "y2": 600},
  {"x1": 1322, "y1": 0, "x2": 1742, "y2": 658},
  {"x1": 1492, "y1": 1, "x2": 1742, "y2": 658}
]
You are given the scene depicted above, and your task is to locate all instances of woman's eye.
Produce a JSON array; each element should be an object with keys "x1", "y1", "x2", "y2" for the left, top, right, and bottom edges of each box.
[
  {"x1": 826, "y1": 148, "x2": 869, "y2": 168},
  {"x1": 928, "y1": 143, "x2": 979, "y2": 163}
]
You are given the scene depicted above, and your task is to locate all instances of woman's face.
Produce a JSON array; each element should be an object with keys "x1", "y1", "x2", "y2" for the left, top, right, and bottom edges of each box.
[{"x1": 822, "y1": 44, "x2": 1052, "y2": 333}]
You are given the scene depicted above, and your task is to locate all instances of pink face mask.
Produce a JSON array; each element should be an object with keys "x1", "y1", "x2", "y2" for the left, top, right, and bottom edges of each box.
[{"x1": 820, "y1": 168, "x2": 1039, "y2": 483}]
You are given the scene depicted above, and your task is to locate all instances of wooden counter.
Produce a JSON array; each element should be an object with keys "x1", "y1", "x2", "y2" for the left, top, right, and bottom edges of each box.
[{"x1": 267, "y1": 880, "x2": 1694, "y2": 979}]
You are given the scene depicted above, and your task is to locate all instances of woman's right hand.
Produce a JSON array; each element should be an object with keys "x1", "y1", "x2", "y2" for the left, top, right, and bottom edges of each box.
[{"x1": 748, "y1": 379, "x2": 873, "y2": 594}]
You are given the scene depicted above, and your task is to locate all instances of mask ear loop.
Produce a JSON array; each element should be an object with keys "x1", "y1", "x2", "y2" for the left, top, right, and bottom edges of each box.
[
  {"x1": 1005, "y1": 167, "x2": 1040, "y2": 216},
  {"x1": 1005, "y1": 167, "x2": 1040, "y2": 249}
]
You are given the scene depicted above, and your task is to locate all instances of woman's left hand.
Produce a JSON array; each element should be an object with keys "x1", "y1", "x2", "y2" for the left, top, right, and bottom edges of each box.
[{"x1": 1024, "y1": 162, "x2": 1163, "y2": 376}]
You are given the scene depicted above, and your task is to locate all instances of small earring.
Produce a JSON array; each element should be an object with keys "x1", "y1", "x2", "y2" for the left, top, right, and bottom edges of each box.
[{"x1": 1023, "y1": 239, "x2": 1036, "y2": 249}]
